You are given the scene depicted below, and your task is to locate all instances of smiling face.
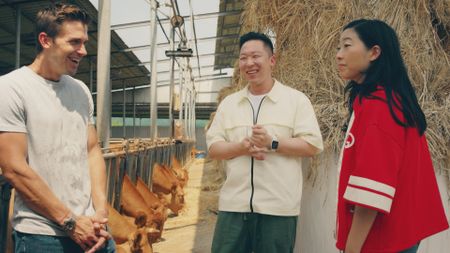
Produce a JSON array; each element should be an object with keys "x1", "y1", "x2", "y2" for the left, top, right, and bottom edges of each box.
[
  {"x1": 40, "y1": 20, "x2": 88, "y2": 80},
  {"x1": 336, "y1": 28, "x2": 379, "y2": 84},
  {"x1": 239, "y1": 39, "x2": 275, "y2": 88}
]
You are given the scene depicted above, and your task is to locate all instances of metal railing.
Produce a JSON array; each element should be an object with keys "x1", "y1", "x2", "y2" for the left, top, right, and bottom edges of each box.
[{"x1": 0, "y1": 139, "x2": 195, "y2": 252}]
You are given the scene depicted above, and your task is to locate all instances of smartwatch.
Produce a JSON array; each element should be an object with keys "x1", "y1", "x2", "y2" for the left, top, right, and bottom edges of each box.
[
  {"x1": 269, "y1": 135, "x2": 279, "y2": 151},
  {"x1": 61, "y1": 215, "x2": 76, "y2": 232}
]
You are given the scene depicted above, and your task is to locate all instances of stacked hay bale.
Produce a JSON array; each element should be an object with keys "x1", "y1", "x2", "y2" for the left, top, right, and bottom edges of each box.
[{"x1": 222, "y1": 0, "x2": 449, "y2": 177}]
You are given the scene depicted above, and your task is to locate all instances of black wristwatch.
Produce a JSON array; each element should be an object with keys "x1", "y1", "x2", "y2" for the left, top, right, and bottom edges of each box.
[
  {"x1": 269, "y1": 136, "x2": 279, "y2": 151},
  {"x1": 61, "y1": 215, "x2": 76, "y2": 232}
]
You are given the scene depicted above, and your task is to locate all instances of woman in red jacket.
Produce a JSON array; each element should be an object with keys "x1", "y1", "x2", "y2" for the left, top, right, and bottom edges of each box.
[{"x1": 335, "y1": 19, "x2": 448, "y2": 253}]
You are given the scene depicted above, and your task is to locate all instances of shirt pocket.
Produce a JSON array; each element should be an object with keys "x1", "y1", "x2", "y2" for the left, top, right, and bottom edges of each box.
[
  {"x1": 259, "y1": 112, "x2": 294, "y2": 139},
  {"x1": 224, "y1": 117, "x2": 253, "y2": 143}
]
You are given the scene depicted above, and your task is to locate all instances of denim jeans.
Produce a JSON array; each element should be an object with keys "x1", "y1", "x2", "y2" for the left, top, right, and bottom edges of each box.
[
  {"x1": 13, "y1": 230, "x2": 116, "y2": 253},
  {"x1": 399, "y1": 243, "x2": 419, "y2": 253}
]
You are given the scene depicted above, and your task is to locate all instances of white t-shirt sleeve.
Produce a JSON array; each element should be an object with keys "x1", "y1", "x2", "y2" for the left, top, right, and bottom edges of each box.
[
  {"x1": 0, "y1": 79, "x2": 27, "y2": 133},
  {"x1": 77, "y1": 80, "x2": 95, "y2": 125},
  {"x1": 88, "y1": 90, "x2": 95, "y2": 125}
]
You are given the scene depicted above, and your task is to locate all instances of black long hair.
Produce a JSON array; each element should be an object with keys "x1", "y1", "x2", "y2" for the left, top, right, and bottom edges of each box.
[{"x1": 343, "y1": 19, "x2": 427, "y2": 135}]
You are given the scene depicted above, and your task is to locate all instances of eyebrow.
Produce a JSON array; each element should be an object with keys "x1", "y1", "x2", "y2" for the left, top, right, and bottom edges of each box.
[
  {"x1": 342, "y1": 37, "x2": 352, "y2": 42},
  {"x1": 240, "y1": 50, "x2": 264, "y2": 55}
]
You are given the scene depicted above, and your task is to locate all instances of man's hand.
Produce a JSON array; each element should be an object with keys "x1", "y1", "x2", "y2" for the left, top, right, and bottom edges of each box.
[
  {"x1": 68, "y1": 215, "x2": 101, "y2": 251},
  {"x1": 91, "y1": 209, "x2": 109, "y2": 236},
  {"x1": 240, "y1": 137, "x2": 252, "y2": 153},
  {"x1": 250, "y1": 125, "x2": 272, "y2": 149},
  {"x1": 85, "y1": 210, "x2": 111, "y2": 253},
  {"x1": 249, "y1": 146, "x2": 268, "y2": 160}
]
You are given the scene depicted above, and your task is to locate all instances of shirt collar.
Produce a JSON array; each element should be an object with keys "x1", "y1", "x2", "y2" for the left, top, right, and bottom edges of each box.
[{"x1": 238, "y1": 79, "x2": 283, "y2": 104}]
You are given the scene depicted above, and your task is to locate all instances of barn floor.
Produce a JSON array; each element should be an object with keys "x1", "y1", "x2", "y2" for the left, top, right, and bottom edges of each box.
[{"x1": 152, "y1": 158, "x2": 220, "y2": 253}]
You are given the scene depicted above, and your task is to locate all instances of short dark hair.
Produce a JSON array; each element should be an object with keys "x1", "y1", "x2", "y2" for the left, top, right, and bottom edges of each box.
[
  {"x1": 343, "y1": 19, "x2": 427, "y2": 135},
  {"x1": 239, "y1": 32, "x2": 274, "y2": 54},
  {"x1": 35, "y1": 3, "x2": 90, "y2": 53}
]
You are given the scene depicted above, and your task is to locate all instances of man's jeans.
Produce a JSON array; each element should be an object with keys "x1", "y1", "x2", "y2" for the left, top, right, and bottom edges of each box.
[{"x1": 13, "y1": 230, "x2": 116, "y2": 253}]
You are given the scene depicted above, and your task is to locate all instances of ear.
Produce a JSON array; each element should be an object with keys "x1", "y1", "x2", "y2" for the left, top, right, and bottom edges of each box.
[
  {"x1": 37, "y1": 32, "x2": 53, "y2": 49},
  {"x1": 270, "y1": 53, "x2": 276, "y2": 68},
  {"x1": 369, "y1": 45, "x2": 381, "y2": 61}
]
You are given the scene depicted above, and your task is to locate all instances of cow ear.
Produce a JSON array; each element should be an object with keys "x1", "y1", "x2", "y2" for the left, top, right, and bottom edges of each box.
[
  {"x1": 135, "y1": 211, "x2": 147, "y2": 228},
  {"x1": 129, "y1": 232, "x2": 143, "y2": 251}
]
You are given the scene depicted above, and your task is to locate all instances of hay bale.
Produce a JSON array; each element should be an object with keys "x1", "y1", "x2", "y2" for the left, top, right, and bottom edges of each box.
[{"x1": 220, "y1": 0, "x2": 449, "y2": 178}]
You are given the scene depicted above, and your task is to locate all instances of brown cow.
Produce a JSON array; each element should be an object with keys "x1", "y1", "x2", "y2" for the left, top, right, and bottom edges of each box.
[
  {"x1": 171, "y1": 156, "x2": 189, "y2": 188},
  {"x1": 115, "y1": 231, "x2": 153, "y2": 253},
  {"x1": 120, "y1": 175, "x2": 165, "y2": 242},
  {"x1": 108, "y1": 204, "x2": 155, "y2": 253},
  {"x1": 151, "y1": 163, "x2": 177, "y2": 195},
  {"x1": 136, "y1": 177, "x2": 168, "y2": 221},
  {"x1": 151, "y1": 163, "x2": 185, "y2": 215}
]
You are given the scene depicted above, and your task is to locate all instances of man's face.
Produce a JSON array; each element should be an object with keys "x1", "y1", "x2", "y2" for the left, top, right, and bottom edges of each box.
[
  {"x1": 239, "y1": 40, "x2": 275, "y2": 86},
  {"x1": 44, "y1": 20, "x2": 88, "y2": 78}
]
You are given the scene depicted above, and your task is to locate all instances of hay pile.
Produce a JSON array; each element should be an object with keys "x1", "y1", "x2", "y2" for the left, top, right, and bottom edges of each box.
[{"x1": 223, "y1": 0, "x2": 449, "y2": 173}]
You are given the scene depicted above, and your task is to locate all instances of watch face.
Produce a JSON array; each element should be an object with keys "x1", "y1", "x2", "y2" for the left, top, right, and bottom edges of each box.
[
  {"x1": 271, "y1": 140, "x2": 279, "y2": 150},
  {"x1": 63, "y1": 217, "x2": 76, "y2": 232}
]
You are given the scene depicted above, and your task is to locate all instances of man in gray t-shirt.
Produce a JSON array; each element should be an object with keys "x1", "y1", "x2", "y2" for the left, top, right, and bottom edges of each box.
[{"x1": 0, "y1": 4, "x2": 114, "y2": 253}]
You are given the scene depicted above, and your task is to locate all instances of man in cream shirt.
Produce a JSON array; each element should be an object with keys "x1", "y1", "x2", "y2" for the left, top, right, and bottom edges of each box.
[{"x1": 206, "y1": 32, "x2": 323, "y2": 253}]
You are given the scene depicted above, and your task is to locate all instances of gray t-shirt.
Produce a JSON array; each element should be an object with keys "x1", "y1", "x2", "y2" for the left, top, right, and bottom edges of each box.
[{"x1": 0, "y1": 66, "x2": 96, "y2": 236}]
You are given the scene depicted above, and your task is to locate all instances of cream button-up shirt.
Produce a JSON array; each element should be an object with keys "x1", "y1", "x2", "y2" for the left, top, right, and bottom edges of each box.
[{"x1": 206, "y1": 80, "x2": 323, "y2": 216}]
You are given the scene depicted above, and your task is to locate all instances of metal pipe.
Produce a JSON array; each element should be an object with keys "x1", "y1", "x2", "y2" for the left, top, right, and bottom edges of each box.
[
  {"x1": 187, "y1": 90, "x2": 191, "y2": 139},
  {"x1": 192, "y1": 90, "x2": 197, "y2": 141},
  {"x1": 149, "y1": 0, "x2": 159, "y2": 140},
  {"x1": 15, "y1": 6, "x2": 21, "y2": 69},
  {"x1": 96, "y1": 0, "x2": 112, "y2": 148},
  {"x1": 189, "y1": 86, "x2": 194, "y2": 139},
  {"x1": 133, "y1": 86, "x2": 136, "y2": 137},
  {"x1": 183, "y1": 73, "x2": 189, "y2": 138},
  {"x1": 188, "y1": 0, "x2": 201, "y2": 77},
  {"x1": 122, "y1": 81, "x2": 126, "y2": 137},
  {"x1": 178, "y1": 66, "x2": 183, "y2": 121},
  {"x1": 168, "y1": 27, "x2": 175, "y2": 138},
  {"x1": 110, "y1": 10, "x2": 241, "y2": 30},
  {"x1": 89, "y1": 57, "x2": 94, "y2": 92}
]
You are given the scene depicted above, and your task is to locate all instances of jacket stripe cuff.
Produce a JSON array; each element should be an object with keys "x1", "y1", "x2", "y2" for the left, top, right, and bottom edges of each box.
[
  {"x1": 343, "y1": 186, "x2": 393, "y2": 213},
  {"x1": 348, "y1": 175, "x2": 395, "y2": 197}
]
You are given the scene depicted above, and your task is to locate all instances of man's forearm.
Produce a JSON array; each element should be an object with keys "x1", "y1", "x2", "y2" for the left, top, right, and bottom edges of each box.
[
  {"x1": 87, "y1": 125, "x2": 108, "y2": 214},
  {"x1": 0, "y1": 132, "x2": 70, "y2": 226},
  {"x1": 276, "y1": 137, "x2": 320, "y2": 157},
  {"x1": 88, "y1": 145, "x2": 108, "y2": 213},
  {"x1": 208, "y1": 141, "x2": 248, "y2": 160},
  {"x1": 3, "y1": 162, "x2": 70, "y2": 225}
]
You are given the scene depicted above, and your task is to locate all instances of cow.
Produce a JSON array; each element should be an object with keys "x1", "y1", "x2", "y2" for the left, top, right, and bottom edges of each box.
[
  {"x1": 108, "y1": 204, "x2": 155, "y2": 253},
  {"x1": 171, "y1": 156, "x2": 189, "y2": 188},
  {"x1": 115, "y1": 232, "x2": 153, "y2": 253},
  {"x1": 120, "y1": 174, "x2": 164, "y2": 243},
  {"x1": 151, "y1": 163, "x2": 185, "y2": 215},
  {"x1": 135, "y1": 177, "x2": 168, "y2": 221}
]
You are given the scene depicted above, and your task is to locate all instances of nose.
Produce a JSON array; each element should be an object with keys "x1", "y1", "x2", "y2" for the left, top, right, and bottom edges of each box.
[
  {"x1": 336, "y1": 48, "x2": 343, "y2": 61},
  {"x1": 78, "y1": 43, "x2": 87, "y2": 57},
  {"x1": 244, "y1": 58, "x2": 255, "y2": 67}
]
